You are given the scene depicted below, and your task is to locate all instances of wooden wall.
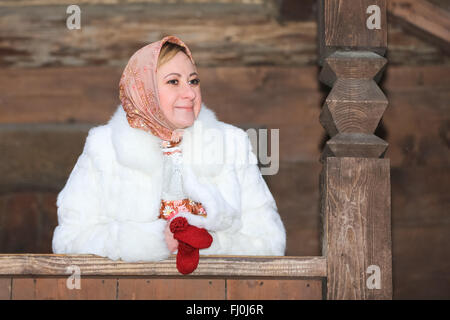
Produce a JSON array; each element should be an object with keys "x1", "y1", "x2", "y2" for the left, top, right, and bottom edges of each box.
[{"x1": 0, "y1": 0, "x2": 449, "y2": 299}]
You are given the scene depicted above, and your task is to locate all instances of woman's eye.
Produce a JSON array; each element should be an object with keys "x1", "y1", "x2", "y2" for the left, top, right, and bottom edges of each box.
[{"x1": 167, "y1": 78, "x2": 200, "y2": 85}]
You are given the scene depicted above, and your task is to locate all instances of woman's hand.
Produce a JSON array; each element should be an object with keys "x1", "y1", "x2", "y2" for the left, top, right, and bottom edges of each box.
[{"x1": 164, "y1": 221, "x2": 179, "y2": 253}]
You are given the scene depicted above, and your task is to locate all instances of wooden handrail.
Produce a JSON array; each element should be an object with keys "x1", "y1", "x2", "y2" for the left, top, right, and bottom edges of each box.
[{"x1": 0, "y1": 254, "x2": 327, "y2": 278}]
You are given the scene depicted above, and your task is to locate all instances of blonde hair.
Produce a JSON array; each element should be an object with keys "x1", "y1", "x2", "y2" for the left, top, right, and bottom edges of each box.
[{"x1": 157, "y1": 42, "x2": 190, "y2": 69}]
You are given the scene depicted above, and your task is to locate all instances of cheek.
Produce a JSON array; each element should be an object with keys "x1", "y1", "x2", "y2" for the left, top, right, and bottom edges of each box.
[
  {"x1": 194, "y1": 90, "x2": 202, "y2": 118},
  {"x1": 158, "y1": 88, "x2": 175, "y2": 116}
]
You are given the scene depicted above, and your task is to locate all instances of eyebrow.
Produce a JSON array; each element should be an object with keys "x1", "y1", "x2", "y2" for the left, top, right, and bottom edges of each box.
[{"x1": 164, "y1": 72, "x2": 198, "y2": 79}]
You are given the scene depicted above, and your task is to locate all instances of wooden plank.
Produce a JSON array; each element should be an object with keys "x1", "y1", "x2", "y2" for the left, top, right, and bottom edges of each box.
[
  {"x1": 36, "y1": 278, "x2": 117, "y2": 300},
  {"x1": 321, "y1": 157, "x2": 392, "y2": 299},
  {"x1": 226, "y1": 279, "x2": 323, "y2": 300},
  {"x1": 0, "y1": 278, "x2": 11, "y2": 299},
  {"x1": 0, "y1": 66, "x2": 320, "y2": 124},
  {"x1": 0, "y1": 2, "x2": 447, "y2": 68},
  {"x1": 0, "y1": 65, "x2": 447, "y2": 124},
  {"x1": 0, "y1": 255, "x2": 327, "y2": 278},
  {"x1": 11, "y1": 277, "x2": 117, "y2": 299},
  {"x1": 388, "y1": 0, "x2": 450, "y2": 53},
  {"x1": 0, "y1": 67, "x2": 121, "y2": 123},
  {"x1": 11, "y1": 278, "x2": 35, "y2": 299},
  {"x1": 0, "y1": 3, "x2": 313, "y2": 68},
  {"x1": 117, "y1": 278, "x2": 225, "y2": 300}
]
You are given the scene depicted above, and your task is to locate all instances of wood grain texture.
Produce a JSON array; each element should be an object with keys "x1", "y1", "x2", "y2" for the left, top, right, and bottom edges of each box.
[
  {"x1": 0, "y1": 254, "x2": 327, "y2": 278},
  {"x1": 0, "y1": 0, "x2": 447, "y2": 68},
  {"x1": 0, "y1": 66, "x2": 320, "y2": 124},
  {"x1": 321, "y1": 133, "x2": 388, "y2": 160},
  {"x1": 318, "y1": 53, "x2": 389, "y2": 159},
  {"x1": 11, "y1": 277, "x2": 117, "y2": 300},
  {"x1": 321, "y1": 157, "x2": 392, "y2": 299},
  {"x1": 388, "y1": 0, "x2": 450, "y2": 53},
  {"x1": 7, "y1": 277, "x2": 326, "y2": 300},
  {"x1": 117, "y1": 278, "x2": 225, "y2": 300},
  {"x1": 318, "y1": 3, "x2": 389, "y2": 158},
  {"x1": 318, "y1": 0, "x2": 387, "y2": 64},
  {"x1": 7, "y1": 277, "x2": 325, "y2": 300},
  {"x1": 0, "y1": 278, "x2": 12, "y2": 299},
  {"x1": 227, "y1": 279, "x2": 323, "y2": 300},
  {"x1": 319, "y1": 51, "x2": 387, "y2": 87},
  {"x1": 0, "y1": 2, "x2": 313, "y2": 68},
  {"x1": 322, "y1": 78, "x2": 388, "y2": 134},
  {"x1": 386, "y1": 23, "x2": 450, "y2": 65}
]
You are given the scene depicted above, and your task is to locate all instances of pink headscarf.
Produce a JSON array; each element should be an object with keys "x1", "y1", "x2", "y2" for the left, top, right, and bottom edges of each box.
[{"x1": 119, "y1": 35, "x2": 196, "y2": 144}]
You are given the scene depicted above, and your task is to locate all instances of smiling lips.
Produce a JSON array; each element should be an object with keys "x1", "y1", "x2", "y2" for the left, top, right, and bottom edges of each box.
[{"x1": 175, "y1": 105, "x2": 194, "y2": 110}]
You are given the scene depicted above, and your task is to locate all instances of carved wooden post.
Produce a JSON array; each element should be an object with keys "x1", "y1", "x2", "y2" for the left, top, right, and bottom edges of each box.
[{"x1": 318, "y1": 0, "x2": 393, "y2": 299}]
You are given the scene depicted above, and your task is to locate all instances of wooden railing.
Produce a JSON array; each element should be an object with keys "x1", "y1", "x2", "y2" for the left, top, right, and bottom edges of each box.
[
  {"x1": 0, "y1": 255, "x2": 326, "y2": 300},
  {"x1": 0, "y1": 255, "x2": 326, "y2": 277}
]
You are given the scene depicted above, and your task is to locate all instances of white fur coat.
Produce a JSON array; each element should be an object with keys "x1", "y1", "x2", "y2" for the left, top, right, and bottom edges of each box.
[{"x1": 52, "y1": 103, "x2": 286, "y2": 262}]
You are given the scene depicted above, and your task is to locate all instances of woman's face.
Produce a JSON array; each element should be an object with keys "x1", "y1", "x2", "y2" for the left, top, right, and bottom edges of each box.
[{"x1": 157, "y1": 51, "x2": 202, "y2": 130}]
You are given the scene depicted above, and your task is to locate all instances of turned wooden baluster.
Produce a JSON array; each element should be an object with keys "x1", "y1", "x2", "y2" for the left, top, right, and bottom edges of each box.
[{"x1": 318, "y1": 0, "x2": 393, "y2": 299}]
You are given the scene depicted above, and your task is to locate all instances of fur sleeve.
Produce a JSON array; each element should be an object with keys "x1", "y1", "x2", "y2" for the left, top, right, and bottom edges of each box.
[
  {"x1": 52, "y1": 141, "x2": 170, "y2": 263},
  {"x1": 202, "y1": 135, "x2": 286, "y2": 256}
]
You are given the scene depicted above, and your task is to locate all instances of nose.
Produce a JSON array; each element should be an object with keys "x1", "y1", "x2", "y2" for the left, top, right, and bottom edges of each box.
[{"x1": 180, "y1": 82, "x2": 196, "y2": 100}]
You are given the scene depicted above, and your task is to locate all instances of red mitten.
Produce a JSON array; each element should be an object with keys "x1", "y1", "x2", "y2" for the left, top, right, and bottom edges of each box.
[
  {"x1": 169, "y1": 217, "x2": 213, "y2": 275},
  {"x1": 176, "y1": 242, "x2": 199, "y2": 275}
]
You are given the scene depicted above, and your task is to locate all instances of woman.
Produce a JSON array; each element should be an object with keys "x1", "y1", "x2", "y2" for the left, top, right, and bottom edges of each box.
[{"x1": 52, "y1": 35, "x2": 286, "y2": 263}]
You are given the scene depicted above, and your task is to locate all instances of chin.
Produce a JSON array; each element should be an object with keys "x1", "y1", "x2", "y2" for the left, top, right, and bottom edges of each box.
[
  {"x1": 174, "y1": 119, "x2": 195, "y2": 129},
  {"x1": 170, "y1": 107, "x2": 198, "y2": 129}
]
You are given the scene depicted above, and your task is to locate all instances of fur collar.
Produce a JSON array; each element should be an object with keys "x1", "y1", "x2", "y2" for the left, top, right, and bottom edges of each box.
[{"x1": 108, "y1": 102, "x2": 224, "y2": 176}]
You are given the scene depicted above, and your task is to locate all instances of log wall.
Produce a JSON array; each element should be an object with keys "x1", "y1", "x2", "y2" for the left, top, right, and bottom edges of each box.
[{"x1": 0, "y1": 0, "x2": 448, "y2": 299}]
